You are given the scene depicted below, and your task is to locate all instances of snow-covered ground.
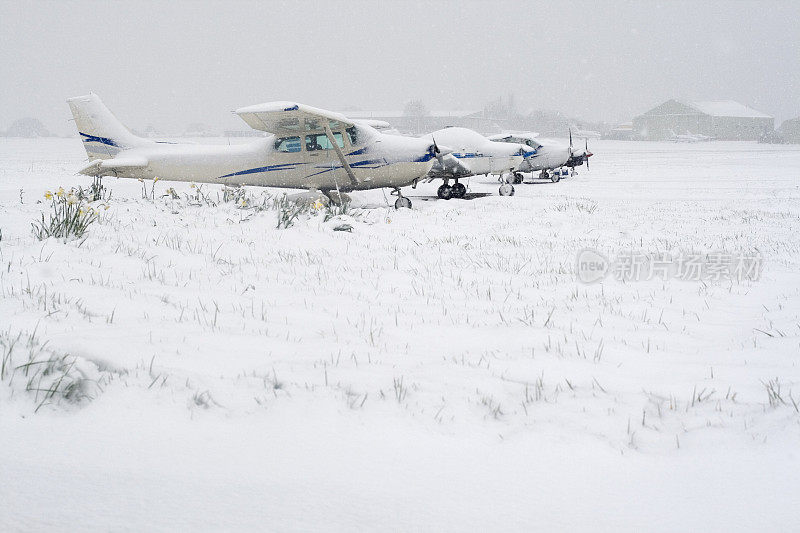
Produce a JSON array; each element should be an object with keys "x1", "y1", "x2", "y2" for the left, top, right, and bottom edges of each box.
[{"x1": 1, "y1": 138, "x2": 799, "y2": 531}]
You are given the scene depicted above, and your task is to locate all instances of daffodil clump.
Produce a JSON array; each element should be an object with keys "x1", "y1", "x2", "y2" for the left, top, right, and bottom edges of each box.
[{"x1": 32, "y1": 187, "x2": 106, "y2": 241}]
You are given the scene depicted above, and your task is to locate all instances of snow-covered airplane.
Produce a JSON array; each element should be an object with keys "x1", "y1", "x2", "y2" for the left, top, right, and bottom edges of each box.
[
  {"x1": 67, "y1": 94, "x2": 442, "y2": 208},
  {"x1": 669, "y1": 129, "x2": 712, "y2": 143},
  {"x1": 668, "y1": 129, "x2": 699, "y2": 143},
  {"x1": 488, "y1": 131, "x2": 593, "y2": 182},
  {"x1": 420, "y1": 127, "x2": 533, "y2": 199}
]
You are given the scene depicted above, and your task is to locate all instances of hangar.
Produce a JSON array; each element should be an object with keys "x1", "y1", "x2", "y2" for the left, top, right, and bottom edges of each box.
[{"x1": 633, "y1": 99, "x2": 773, "y2": 141}]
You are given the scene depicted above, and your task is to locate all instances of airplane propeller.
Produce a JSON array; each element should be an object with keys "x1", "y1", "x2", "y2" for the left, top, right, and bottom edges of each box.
[
  {"x1": 569, "y1": 128, "x2": 574, "y2": 158},
  {"x1": 585, "y1": 138, "x2": 590, "y2": 171},
  {"x1": 431, "y1": 136, "x2": 445, "y2": 166}
]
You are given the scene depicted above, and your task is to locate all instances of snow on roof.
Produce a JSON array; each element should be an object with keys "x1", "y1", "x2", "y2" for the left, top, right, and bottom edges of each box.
[{"x1": 687, "y1": 100, "x2": 772, "y2": 119}]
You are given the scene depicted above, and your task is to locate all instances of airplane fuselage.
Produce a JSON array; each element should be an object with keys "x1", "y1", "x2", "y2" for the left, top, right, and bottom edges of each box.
[{"x1": 83, "y1": 127, "x2": 436, "y2": 192}]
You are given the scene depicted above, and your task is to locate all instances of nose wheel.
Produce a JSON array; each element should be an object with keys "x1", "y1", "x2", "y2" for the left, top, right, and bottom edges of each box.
[
  {"x1": 391, "y1": 187, "x2": 412, "y2": 209},
  {"x1": 437, "y1": 184, "x2": 453, "y2": 200},
  {"x1": 394, "y1": 197, "x2": 412, "y2": 209},
  {"x1": 499, "y1": 183, "x2": 515, "y2": 196},
  {"x1": 451, "y1": 182, "x2": 466, "y2": 198}
]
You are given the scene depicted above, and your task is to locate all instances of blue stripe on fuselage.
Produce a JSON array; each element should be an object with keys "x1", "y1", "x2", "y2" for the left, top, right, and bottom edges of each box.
[
  {"x1": 79, "y1": 132, "x2": 118, "y2": 147},
  {"x1": 218, "y1": 162, "x2": 309, "y2": 179},
  {"x1": 304, "y1": 158, "x2": 387, "y2": 178}
]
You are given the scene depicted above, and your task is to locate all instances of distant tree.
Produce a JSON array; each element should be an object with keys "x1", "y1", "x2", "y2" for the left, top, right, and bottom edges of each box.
[{"x1": 5, "y1": 117, "x2": 51, "y2": 138}]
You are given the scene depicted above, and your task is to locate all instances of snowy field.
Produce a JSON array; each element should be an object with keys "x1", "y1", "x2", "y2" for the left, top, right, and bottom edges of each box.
[{"x1": 1, "y1": 138, "x2": 799, "y2": 531}]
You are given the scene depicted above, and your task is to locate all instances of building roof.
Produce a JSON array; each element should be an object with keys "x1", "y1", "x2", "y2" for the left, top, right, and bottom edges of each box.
[{"x1": 686, "y1": 100, "x2": 772, "y2": 119}]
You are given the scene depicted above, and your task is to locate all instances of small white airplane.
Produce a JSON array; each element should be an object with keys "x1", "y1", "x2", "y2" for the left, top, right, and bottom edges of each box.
[
  {"x1": 668, "y1": 129, "x2": 699, "y2": 143},
  {"x1": 669, "y1": 129, "x2": 712, "y2": 143},
  {"x1": 419, "y1": 127, "x2": 533, "y2": 199},
  {"x1": 67, "y1": 94, "x2": 442, "y2": 208},
  {"x1": 488, "y1": 131, "x2": 593, "y2": 183}
]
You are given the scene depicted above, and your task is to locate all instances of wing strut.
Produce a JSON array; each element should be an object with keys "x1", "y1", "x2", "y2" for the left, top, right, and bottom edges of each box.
[{"x1": 324, "y1": 122, "x2": 358, "y2": 187}]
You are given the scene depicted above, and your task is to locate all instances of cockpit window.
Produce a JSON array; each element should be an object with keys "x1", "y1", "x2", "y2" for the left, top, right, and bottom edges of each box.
[
  {"x1": 305, "y1": 132, "x2": 344, "y2": 151},
  {"x1": 274, "y1": 136, "x2": 301, "y2": 152}
]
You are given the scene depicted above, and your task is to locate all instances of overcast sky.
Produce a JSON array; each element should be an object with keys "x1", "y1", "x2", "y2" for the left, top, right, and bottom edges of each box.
[{"x1": 1, "y1": 0, "x2": 798, "y2": 134}]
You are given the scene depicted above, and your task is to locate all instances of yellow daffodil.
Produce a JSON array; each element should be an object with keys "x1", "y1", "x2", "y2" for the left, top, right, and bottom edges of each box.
[
  {"x1": 44, "y1": 191, "x2": 53, "y2": 200},
  {"x1": 56, "y1": 187, "x2": 65, "y2": 198},
  {"x1": 153, "y1": 177, "x2": 160, "y2": 183}
]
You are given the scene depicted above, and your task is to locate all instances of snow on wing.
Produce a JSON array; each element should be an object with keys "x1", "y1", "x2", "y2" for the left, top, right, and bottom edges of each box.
[{"x1": 235, "y1": 101, "x2": 355, "y2": 135}]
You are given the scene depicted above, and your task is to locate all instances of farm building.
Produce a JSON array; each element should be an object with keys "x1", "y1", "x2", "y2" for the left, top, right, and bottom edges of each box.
[{"x1": 633, "y1": 99, "x2": 773, "y2": 141}]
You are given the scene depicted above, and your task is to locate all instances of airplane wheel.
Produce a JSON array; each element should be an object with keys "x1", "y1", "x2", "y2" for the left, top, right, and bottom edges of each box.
[
  {"x1": 551, "y1": 173, "x2": 561, "y2": 183},
  {"x1": 437, "y1": 184, "x2": 453, "y2": 200},
  {"x1": 451, "y1": 182, "x2": 466, "y2": 198},
  {"x1": 394, "y1": 197, "x2": 412, "y2": 209},
  {"x1": 539, "y1": 170, "x2": 549, "y2": 180},
  {"x1": 498, "y1": 184, "x2": 515, "y2": 196},
  {"x1": 513, "y1": 172, "x2": 524, "y2": 184}
]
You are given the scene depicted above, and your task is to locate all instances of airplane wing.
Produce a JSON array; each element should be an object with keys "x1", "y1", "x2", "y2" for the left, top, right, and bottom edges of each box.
[
  {"x1": 352, "y1": 119, "x2": 392, "y2": 131},
  {"x1": 235, "y1": 101, "x2": 355, "y2": 135},
  {"x1": 78, "y1": 157, "x2": 148, "y2": 176}
]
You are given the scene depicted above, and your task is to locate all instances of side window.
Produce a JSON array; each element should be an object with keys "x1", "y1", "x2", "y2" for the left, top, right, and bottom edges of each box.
[
  {"x1": 274, "y1": 136, "x2": 301, "y2": 153},
  {"x1": 305, "y1": 132, "x2": 344, "y2": 151},
  {"x1": 346, "y1": 126, "x2": 357, "y2": 145}
]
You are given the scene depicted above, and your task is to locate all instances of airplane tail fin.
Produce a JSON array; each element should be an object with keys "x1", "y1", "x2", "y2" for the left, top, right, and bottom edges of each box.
[{"x1": 67, "y1": 94, "x2": 145, "y2": 160}]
